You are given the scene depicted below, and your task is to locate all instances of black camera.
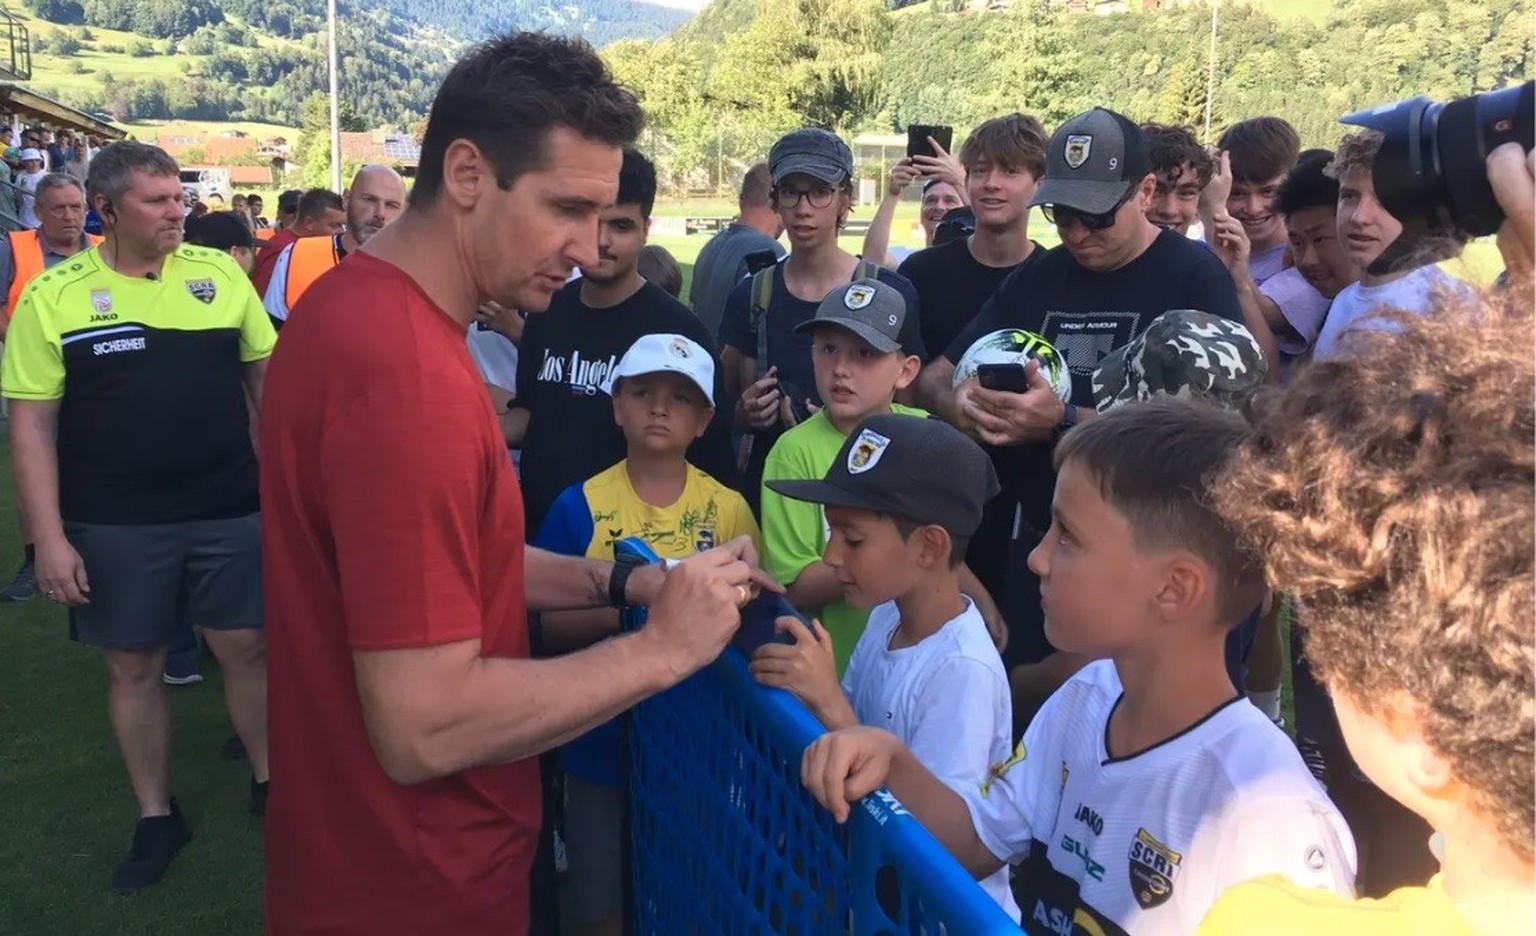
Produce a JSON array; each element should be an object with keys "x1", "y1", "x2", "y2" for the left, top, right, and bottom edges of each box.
[
  {"x1": 933, "y1": 205, "x2": 976, "y2": 247},
  {"x1": 1341, "y1": 81, "x2": 1533, "y2": 270}
]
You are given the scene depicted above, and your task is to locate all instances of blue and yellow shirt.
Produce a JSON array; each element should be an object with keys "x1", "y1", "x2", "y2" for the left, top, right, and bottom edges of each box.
[
  {"x1": 0, "y1": 244, "x2": 275, "y2": 524},
  {"x1": 534, "y1": 459, "x2": 760, "y2": 785}
]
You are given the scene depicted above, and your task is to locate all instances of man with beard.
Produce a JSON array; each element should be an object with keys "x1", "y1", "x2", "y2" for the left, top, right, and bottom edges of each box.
[
  {"x1": 261, "y1": 165, "x2": 406, "y2": 328},
  {"x1": 510, "y1": 147, "x2": 737, "y2": 538}
]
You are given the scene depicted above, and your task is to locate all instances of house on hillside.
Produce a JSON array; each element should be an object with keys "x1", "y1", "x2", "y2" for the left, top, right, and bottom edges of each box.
[{"x1": 337, "y1": 130, "x2": 420, "y2": 178}]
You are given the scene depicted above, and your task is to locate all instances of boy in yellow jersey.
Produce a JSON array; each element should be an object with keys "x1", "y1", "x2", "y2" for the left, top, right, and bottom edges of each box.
[
  {"x1": 532, "y1": 332, "x2": 758, "y2": 936},
  {"x1": 1200, "y1": 290, "x2": 1534, "y2": 934},
  {"x1": 759, "y1": 278, "x2": 1004, "y2": 675}
]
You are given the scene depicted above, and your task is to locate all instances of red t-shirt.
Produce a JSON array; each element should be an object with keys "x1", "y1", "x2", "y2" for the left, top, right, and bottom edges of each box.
[
  {"x1": 251, "y1": 228, "x2": 299, "y2": 296},
  {"x1": 261, "y1": 252, "x2": 539, "y2": 934}
]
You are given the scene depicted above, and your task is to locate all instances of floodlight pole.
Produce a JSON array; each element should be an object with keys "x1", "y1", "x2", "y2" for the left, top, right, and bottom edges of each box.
[
  {"x1": 327, "y1": 0, "x2": 342, "y2": 192},
  {"x1": 1204, "y1": 0, "x2": 1219, "y2": 142}
]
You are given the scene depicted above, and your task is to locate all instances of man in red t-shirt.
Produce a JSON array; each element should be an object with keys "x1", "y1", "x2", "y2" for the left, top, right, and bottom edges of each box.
[{"x1": 260, "y1": 32, "x2": 769, "y2": 935}]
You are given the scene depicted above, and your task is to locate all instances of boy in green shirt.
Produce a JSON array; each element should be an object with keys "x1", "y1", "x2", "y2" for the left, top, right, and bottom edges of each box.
[{"x1": 760, "y1": 278, "x2": 1002, "y2": 673}]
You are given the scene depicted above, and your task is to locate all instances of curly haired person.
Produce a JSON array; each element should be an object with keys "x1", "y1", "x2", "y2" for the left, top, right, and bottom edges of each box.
[{"x1": 1199, "y1": 288, "x2": 1534, "y2": 935}]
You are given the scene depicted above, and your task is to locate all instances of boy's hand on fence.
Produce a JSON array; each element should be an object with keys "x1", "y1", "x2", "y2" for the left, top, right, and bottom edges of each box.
[
  {"x1": 802, "y1": 727, "x2": 901, "y2": 824},
  {"x1": 749, "y1": 617, "x2": 854, "y2": 730}
]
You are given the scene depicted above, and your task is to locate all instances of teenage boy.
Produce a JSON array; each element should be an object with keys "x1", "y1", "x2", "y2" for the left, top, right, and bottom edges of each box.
[
  {"x1": 1263, "y1": 150, "x2": 1359, "y2": 360},
  {"x1": 1314, "y1": 130, "x2": 1467, "y2": 360},
  {"x1": 535, "y1": 333, "x2": 759, "y2": 936},
  {"x1": 512, "y1": 148, "x2": 737, "y2": 536},
  {"x1": 719, "y1": 128, "x2": 926, "y2": 515},
  {"x1": 800, "y1": 399, "x2": 1355, "y2": 932},
  {"x1": 751, "y1": 412, "x2": 1016, "y2": 917},
  {"x1": 1142, "y1": 123, "x2": 1213, "y2": 237},
  {"x1": 759, "y1": 280, "x2": 1002, "y2": 673},
  {"x1": 897, "y1": 113, "x2": 1049, "y2": 605},
  {"x1": 1204, "y1": 291, "x2": 1532, "y2": 932}
]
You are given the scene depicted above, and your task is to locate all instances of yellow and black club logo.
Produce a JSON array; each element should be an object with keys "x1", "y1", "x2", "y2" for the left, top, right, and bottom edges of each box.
[{"x1": 1128, "y1": 827, "x2": 1181, "y2": 910}]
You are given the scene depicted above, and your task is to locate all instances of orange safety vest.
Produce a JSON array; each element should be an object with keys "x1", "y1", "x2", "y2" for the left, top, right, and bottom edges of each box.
[
  {"x1": 6, "y1": 229, "x2": 103, "y2": 319},
  {"x1": 283, "y1": 235, "x2": 345, "y2": 314}
]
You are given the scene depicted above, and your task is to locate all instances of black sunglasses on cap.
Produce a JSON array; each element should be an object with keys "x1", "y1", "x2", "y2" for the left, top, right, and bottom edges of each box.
[{"x1": 1041, "y1": 189, "x2": 1136, "y2": 231}]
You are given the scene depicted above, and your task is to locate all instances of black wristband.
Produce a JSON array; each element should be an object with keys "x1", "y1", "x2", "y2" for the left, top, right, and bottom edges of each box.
[{"x1": 608, "y1": 554, "x2": 645, "y2": 609}]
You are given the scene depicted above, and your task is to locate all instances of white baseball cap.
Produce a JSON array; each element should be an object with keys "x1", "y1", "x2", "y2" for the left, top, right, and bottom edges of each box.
[
  {"x1": 601, "y1": 333, "x2": 715, "y2": 406},
  {"x1": 18, "y1": 148, "x2": 41, "y2": 163}
]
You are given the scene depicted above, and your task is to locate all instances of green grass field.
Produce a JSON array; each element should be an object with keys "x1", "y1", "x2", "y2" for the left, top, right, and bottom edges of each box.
[{"x1": 0, "y1": 432, "x2": 265, "y2": 934}]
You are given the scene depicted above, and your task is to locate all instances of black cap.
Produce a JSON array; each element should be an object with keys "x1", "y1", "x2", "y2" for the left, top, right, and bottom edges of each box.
[
  {"x1": 185, "y1": 212, "x2": 256, "y2": 251},
  {"x1": 767, "y1": 413, "x2": 1000, "y2": 538},
  {"x1": 1030, "y1": 107, "x2": 1152, "y2": 215},
  {"x1": 792, "y1": 278, "x2": 909, "y2": 354}
]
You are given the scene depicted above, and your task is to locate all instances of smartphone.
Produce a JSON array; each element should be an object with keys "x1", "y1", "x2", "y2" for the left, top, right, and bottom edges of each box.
[
  {"x1": 744, "y1": 249, "x2": 780, "y2": 275},
  {"x1": 977, "y1": 362, "x2": 1030, "y2": 394},
  {"x1": 734, "y1": 591, "x2": 811, "y2": 658},
  {"x1": 776, "y1": 377, "x2": 813, "y2": 425},
  {"x1": 906, "y1": 124, "x2": 954, "y2": 160}
]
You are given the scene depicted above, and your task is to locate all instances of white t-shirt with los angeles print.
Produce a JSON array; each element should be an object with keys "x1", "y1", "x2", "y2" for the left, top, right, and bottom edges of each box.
[{"x1": 964, "y1": 660, "x2": 1356, "y2": 935}]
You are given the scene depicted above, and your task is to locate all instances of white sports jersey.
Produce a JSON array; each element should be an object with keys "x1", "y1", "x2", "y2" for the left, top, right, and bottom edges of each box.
[
  {"x1": 965, "y1": 660, "x2": 1356, "y2": 935},
  {"x1": 842, "y1": 599, "x2": 1019, "y2": 920}
]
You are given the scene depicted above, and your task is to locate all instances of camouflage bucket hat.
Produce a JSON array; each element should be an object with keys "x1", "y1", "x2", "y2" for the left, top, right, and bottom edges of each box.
[{"x1": 1092, "y1": 310, "x2": 1268, "y2": 414}]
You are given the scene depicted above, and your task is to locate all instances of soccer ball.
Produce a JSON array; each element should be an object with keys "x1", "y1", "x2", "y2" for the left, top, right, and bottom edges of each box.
[{"x1": 951, "y1": 328, "x2": 1073, "y2": 402}]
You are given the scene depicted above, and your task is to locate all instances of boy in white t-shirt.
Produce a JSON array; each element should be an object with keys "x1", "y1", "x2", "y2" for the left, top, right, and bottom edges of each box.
[
  {"x1": 800, "y1": 398, "x2": 1356, "y2": 933},
  {"x1": 749, "y1": 412, "x2": 1017, "y2": 916},
  {"x1": 1313, "y1": 129, "x2": 1467, "y2": 360}
]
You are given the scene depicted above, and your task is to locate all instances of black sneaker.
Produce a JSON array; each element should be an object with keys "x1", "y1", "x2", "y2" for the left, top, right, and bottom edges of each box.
[
  {"x1": 250, "y1": 777, "x2": 268, "y2": 818},
  {"x1": 221, "y1": 734, "x2": 247, "y2": 761},
  {"x1": 111, "y1": 800, "x2": 191, "y2": 894},
  {"x1": 1297, "y1": 734, "x2": 1330, "y2": 785},
  {"x1": 0, "y1": 558, "x2": 37, "y2": 603}
]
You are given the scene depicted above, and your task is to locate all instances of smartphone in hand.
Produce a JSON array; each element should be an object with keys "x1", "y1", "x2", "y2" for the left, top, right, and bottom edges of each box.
[
  {"x1": 906, "y1": 124, "x2": 954, "y2": 160},
  {"x1": 976, "y1": 362, "x2": 1031, "y2": 394}
]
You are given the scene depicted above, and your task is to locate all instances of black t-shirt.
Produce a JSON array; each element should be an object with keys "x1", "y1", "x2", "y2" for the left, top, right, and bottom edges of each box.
[
  {"x1": 941, "y1": 229, "x2": 1242, "y2": 667},
  {"x1": 514, "y1": 279, "x2": 738, "y2": 536},
  {"x1": 718, "y1": 260, "x2": 926, "y2": 513},
  {"x1": 898, "y1": 237, "x2": 1042, "y2": 601},
  {"x1": 898, "y1": 237, "x2": 1043, "y2": 363}
]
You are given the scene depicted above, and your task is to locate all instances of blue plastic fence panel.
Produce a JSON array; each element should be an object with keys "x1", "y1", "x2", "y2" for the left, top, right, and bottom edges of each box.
[{"x1": 616, "y1": 537, "x2": 1023, "y2": 935}]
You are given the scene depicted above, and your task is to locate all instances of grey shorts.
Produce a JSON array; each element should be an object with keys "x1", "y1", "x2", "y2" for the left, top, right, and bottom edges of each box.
[
  {"x1": 564, "y1": 774, "x2": 625, "y2": 923},
  {"x1": 66, "y1": 513, "x2": 263, "y2": 651}
]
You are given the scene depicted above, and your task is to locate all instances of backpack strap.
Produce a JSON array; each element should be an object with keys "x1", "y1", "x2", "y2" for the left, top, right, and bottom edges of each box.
[
  {"x1": 750, "y1": 264, "x2": 776, "y2": 378},
  {"x1": 852, "y1": 257, "x2": 881, "y2": 282}
]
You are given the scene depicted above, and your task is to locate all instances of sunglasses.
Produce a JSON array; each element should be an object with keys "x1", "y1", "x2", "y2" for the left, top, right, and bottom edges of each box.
[{"x1": 1041, "y1": 189, "x2": 1135, "y2": 231}]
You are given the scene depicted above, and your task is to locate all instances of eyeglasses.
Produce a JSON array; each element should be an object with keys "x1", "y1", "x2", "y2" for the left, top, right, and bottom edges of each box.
[
  {"x1": 1041, "y1": 190, "x2": 1135, "y2": 231},
  {"x1": 775, "y1": 186, "x2": 837, "y2": 209}
]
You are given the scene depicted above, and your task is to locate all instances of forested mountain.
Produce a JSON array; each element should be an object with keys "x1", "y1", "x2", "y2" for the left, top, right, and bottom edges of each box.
[
  {"x1": 23, "y1": 0, "x2": 691, "y2": 127},
  {"x1": 607, "y1": 0, "x2": 1532, "y2": 190}
]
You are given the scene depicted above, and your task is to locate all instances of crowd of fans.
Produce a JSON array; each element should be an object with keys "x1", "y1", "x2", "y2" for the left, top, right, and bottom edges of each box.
[{"x1": 0, "y1": 29, "x2": 1530, "y2": 936}]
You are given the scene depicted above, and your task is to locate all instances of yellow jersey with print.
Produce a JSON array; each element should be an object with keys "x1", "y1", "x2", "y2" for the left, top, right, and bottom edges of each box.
[
  {"x1": 533, "y1": 458, "x2": 760, "y2": 787},
  {"x1": 0, "y1": 243, "x2": 277, "y2": 524},
  {"x1": 1197, "y1": 873, "x2": 1485, "y2": 936},
  {"x1": 535, "y1": 459, "x2": 761, "y2": 565}
]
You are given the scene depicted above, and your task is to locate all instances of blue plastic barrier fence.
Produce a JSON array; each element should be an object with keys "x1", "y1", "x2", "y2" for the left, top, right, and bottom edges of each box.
[{"x1": 617, "y1": 537, "x2": 1023, "y2": 935}]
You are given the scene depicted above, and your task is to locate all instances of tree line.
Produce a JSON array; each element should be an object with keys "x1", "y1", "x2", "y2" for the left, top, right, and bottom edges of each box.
[{"x1": 606, "y1": 0, "x2": 1533, "y2": 192}]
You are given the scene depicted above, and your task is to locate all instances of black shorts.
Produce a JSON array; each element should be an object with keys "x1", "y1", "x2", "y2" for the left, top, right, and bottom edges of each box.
[{"x1": 66, "y1": 513, "x2": 263, "y2": 651}]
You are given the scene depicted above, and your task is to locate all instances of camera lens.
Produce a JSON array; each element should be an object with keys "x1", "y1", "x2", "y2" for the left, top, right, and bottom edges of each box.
[{"x1": 1342, "y1": 81, "x2": 1534, "y2": 240}]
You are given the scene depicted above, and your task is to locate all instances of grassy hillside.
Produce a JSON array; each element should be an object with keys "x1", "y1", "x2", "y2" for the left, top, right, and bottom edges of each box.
[{"x1": 121, "y1": 118, "x2": 300, "y2": 142}]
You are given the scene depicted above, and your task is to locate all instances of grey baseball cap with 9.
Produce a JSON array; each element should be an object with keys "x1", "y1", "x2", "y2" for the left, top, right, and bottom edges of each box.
[
  {"x1": 768, "y1": 128, "x2": 854, "y2": 187},
  {"x1": 1029, "y1": 107, "x2": 1152, "y2": 216},
  {"x1": 768, "y1": 413, "x2": 1000, "y2": 538},
  {"x1": 1091, "y1": 310, "x2": 1268, "y2": 414},
  {"x1": 792, "y1": 278, "x2": 909, "y2": 355}
]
